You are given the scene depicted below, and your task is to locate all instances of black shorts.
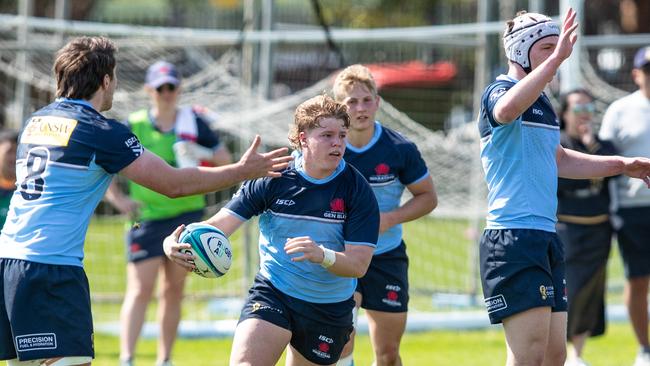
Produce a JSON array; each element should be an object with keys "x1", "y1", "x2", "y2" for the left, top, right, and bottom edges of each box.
[
  {"x1": 127, "y1": 210, "x2": 204, "y2": 263},
  {"x1": 356, "y1": 241, "x2": 408, "y2": 313},
  {"x1": 0, "y1": 259, "x2": 94, "y2": 361},
  {"x1": 557, "y1": 221, "x2": 612, "y2": 338},
  {"x1": 480, "y1": 229, "x2": 567, "y2": 324},
  {"x1": 239, "y1": 274, "x2": 354, "y2": 365},
  {"x1": 616, "y1": 207, "x2": 650, "y2": 278}
]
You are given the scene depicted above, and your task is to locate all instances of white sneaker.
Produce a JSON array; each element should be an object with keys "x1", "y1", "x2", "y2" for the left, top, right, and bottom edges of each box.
[{"x1": 633, "y1": 351, "x2": 650, "y2": 366}]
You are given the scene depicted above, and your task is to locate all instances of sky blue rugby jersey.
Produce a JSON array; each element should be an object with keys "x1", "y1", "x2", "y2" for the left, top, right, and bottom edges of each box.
[
  {"x1": 224, "y1": 155, "x2": 380, "y2": 303},
  {"x1": 0, "y1": 99, "x2": 143, "y2": 266},
  {"x1": 344, "y1": 122, "x2": 429, "y2": 255},
  {"x1": 478, "y1": 75, "x2": 560, "y2": 232}
]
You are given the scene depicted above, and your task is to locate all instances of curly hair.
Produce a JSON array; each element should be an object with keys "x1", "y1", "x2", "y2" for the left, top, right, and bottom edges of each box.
[{"x1": 288, "y1": 95, "x2": 350, "y2": 150}]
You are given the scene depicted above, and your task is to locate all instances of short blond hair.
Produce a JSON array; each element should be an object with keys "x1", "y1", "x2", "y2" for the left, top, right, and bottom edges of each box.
[
  {"x1": 332, "y1": 64, "x2": 378, "y2": 101},
  {"x1": 288, "y1": 95, "x2": 350, "y2": 150}
]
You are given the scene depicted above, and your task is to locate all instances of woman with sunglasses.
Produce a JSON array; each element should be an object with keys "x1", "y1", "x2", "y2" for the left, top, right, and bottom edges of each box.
[
  {"x1": 556, "y1": 88, "x2": 617, "y2": 366},
  {"x1": 105, "y1": 60, "x2": 232, "y2": 366}
]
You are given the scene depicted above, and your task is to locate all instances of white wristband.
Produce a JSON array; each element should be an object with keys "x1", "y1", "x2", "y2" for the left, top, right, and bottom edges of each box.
[{"x1": 320, "y1": 245, "x2": 336, "y2": 268}]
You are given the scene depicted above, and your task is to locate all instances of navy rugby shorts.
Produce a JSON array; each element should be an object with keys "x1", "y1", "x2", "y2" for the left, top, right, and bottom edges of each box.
[
  {"x1": 0, "y1": 259, "x2": 94, "y2": 361},
  {"x1": 356, "y1": 241, "x2": 409, "y2": 313},
  {"x1": 480, "y1": 229, "x2": 567, "y2": 324},
  {"x1": 615, "y1": 207, "x2": 650, "y2": 278},
  {"x1": 127, "y1": 210, "x2": 203, "y2": 263},
  {"x1": 239, "y1": 273, "x2": 354, "y2": 365}
]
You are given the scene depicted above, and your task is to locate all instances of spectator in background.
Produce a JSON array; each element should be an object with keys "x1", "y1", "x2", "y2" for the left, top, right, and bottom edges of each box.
[
  {"x1": 0, "y1": 130, "x2": 18, "y2": 229},
  {"x1": 599, "y1": 45, "x2": 650, "y2": 366},
  {"x1": 556, "y1": 89, "x2": 617, "y2": 366},
  {"x1": 105, "y1": 61, "x2": 232, "y2": 366}
]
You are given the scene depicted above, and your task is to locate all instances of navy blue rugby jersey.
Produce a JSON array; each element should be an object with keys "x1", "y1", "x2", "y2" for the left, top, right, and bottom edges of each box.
[
  {"x1": 344, "y1": 122, "x2": 429, "y2": 255},
  {"x1": 224, "y1": 155, "x2": 380, "y2": 303},
  {"x1": 478, "y1": 75, "x2": 560, "y2": 232},
  {"x1": 0, "y1": 99, "x2": 143, "y2": 266}
]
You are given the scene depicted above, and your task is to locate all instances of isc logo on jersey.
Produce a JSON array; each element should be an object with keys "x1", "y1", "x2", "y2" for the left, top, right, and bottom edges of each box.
[
  {"x1": 179, "y1": 223, "x2": 232, "y2": 278},
  {"x1": 275, "y1": 199, "x2": 295, "y2": 206}
]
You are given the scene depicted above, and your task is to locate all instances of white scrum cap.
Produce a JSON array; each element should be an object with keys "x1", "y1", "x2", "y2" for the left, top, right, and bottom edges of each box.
[{"x1": 503, "y1": 12, "x2": 560, "y2": 72}]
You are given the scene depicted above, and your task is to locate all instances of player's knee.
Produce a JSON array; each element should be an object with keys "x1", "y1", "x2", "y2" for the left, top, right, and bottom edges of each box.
[
  {"x1": 127, "y1": 280, "x2": 156, "y2": 300},
  {"x1": 544, "y1": 344, "x2": 566, "y2": 366},
  {"x1": 375, "y1": 343, "x2": 400, "y2": 366},
  {"x1": 159, "y1": 283, "x2": 184, "y2": 302},
  {"x1": 510, "y1": 344, "x2": 546, "y2": 366}
]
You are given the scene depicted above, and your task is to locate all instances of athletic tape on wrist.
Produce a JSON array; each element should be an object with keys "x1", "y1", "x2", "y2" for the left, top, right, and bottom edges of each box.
[{"x1": 320, "y1": 245, "x2": 336, "y2": 268}]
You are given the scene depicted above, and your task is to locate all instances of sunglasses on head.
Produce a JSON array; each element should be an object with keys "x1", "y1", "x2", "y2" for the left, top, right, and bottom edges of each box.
[
  {"x1": 156, "y1": 83, "x2": 177, "y2": 93},
  {"x1": 572, "y1": 103, "x2": 595, "y2": 114}
]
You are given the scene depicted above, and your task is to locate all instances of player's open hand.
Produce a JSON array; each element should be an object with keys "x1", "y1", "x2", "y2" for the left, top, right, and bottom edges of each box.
[
  {"x1": 553, "y1": 7, "x2": 579, "y2": 62},
  {"x1": 622, "y1": 157, "x2": 650, "y2": 188},
  {"x1": 163, "y1": 225, "x2": 196, "y2": 271},
  {"x1": 238, "y1": 135, "x2": 293, "y2": 179},
  {"x1": 284, "y1": 236, "x2": 325, "y2": 264}
]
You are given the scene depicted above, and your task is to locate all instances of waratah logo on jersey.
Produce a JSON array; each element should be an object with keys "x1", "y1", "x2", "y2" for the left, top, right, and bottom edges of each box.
[
  {"x1": 324, "y1": 198, "x2": 346, "y2": 220},
  {"x1": 369, "y1": 163, "x2": 395, "y2": 183}
]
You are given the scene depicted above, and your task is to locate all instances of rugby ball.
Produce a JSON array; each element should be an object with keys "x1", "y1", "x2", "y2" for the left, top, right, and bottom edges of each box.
[{"x1": 178, "y1": 223, "x2": 232, "y2": 278}]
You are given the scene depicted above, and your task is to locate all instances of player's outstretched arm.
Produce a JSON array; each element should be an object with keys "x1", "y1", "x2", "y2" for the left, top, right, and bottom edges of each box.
[
  {"x1": 494, "y1": 8, "x2": 579, "y2": 124},
  {"x1": 120, "y1": 135, "x2": 292, "y2": 198},
  {"x1": 557, "y1": 146, "x2": 650, "y2": 187},
  {"x1": 284, "y1": 237, "x2": 374, "y2": 278}
]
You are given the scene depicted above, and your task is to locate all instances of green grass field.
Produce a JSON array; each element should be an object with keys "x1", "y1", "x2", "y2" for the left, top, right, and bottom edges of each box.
[
  {"x1": 83, "y1": 215, "x2": 634, "y2": 365},
  {"x1": 91, "y1": 322, "x2": 641, "y2": 366}
]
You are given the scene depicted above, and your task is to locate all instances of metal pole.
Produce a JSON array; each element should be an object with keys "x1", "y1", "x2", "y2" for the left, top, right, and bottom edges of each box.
[
  {"x1": 468, "y1": 0, "x2": 493, "y2": 303},
  {"x1": 241, "y1": 0, "x2": 258, "y2": 294},
  {"x1": 242, "y1": 0, "x2": 257, "y2": 91},
  {"x1": 559, "y1": 0, "x2": 584, "y2": 92},
  {"x1": 258, "y1": 0, "x2": 273, "y2": 99},
  {"x1": 54, "y1": 0, "x2": 69, "y2": 45},
  {"x1": 528, "y1": 0, "x2": 544, "y2": 14},
  {"x1": 13, "y1": 0, "x2": 32, "y2": 130}
]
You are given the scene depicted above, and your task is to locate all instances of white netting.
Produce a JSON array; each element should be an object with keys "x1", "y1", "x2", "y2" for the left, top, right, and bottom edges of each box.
[{"x1": 0, "y1": 18, "x2": 486, "y2": 329}]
